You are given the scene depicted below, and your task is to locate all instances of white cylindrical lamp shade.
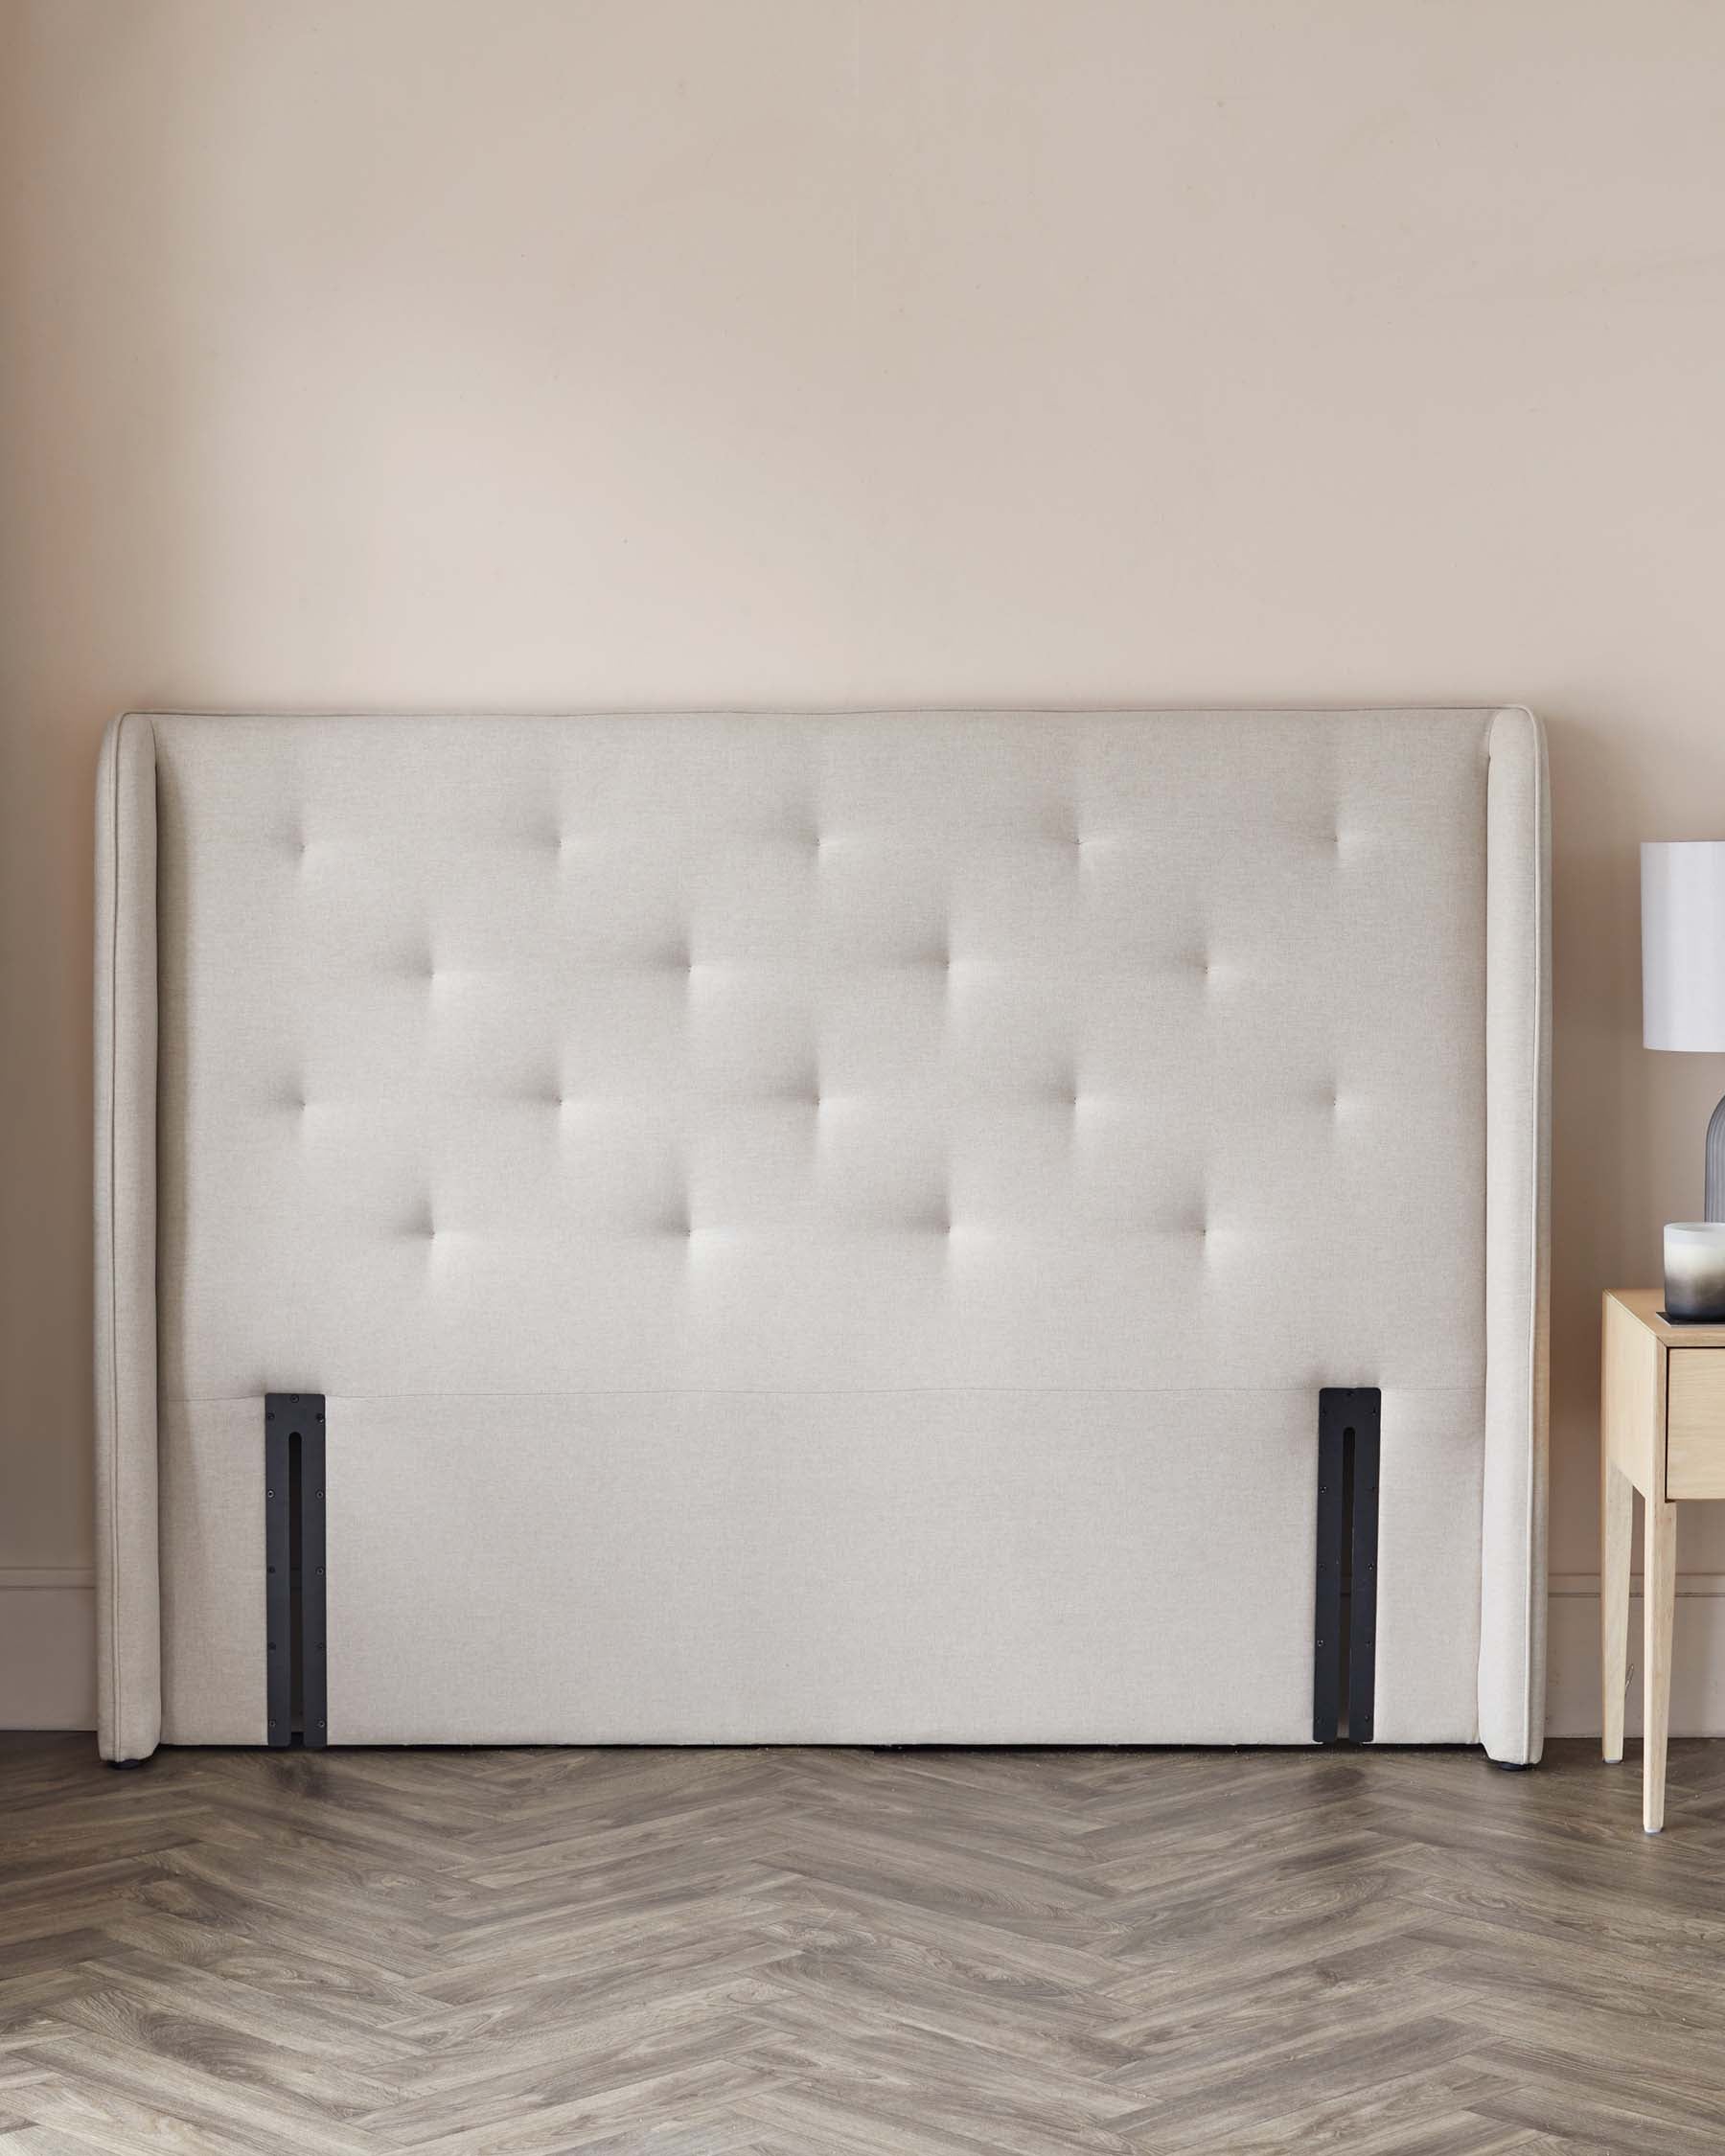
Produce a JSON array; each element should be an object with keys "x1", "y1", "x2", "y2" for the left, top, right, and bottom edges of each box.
[{"x1": 1643, "y1": 841, "x2": 1725, "y2": 1052}]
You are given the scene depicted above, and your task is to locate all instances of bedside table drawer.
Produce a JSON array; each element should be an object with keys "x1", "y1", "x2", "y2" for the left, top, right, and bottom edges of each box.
[{"x1": 1668, "y1": 1350, "x2": 1725, "y2": 1498}]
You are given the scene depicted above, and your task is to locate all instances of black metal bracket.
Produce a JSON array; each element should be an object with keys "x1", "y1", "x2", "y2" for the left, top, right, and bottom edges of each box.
[
  {"x1": 1313, "y1": 1387, "x2": 1381, "y2": 1746},
  {"x1": 264, "y1": 1393, "x2": 327, "y2": 1749}
]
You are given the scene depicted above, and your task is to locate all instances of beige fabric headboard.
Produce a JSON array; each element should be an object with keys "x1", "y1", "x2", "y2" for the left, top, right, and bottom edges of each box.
[{"x1": 95, "y1": 707, "x2": 1549, "y2": 1763}]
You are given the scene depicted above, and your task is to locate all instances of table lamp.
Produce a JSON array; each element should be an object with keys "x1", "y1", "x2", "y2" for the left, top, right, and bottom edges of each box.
[{"x1": 1643, "y1": 840, "x2": 1725, "y2": 1318}]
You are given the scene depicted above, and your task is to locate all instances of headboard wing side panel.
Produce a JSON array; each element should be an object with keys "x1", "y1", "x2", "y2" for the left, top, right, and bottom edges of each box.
[
  {"x1": 1479, "y1": 706, "x2": 1552, "y2": 1765},
  {"x1": 94, "y1": 712, "x2": 161, "y2": 1763}
]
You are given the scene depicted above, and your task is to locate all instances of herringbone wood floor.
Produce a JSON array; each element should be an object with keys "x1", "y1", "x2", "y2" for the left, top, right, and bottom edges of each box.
[{"x1": 3, "y1": 1737, "x2": 1725, "y2": 2153}]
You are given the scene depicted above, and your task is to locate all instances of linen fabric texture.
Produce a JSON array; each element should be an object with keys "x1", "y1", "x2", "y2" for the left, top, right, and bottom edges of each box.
[{"x1": 94, "y1": 708, "x2": 1549, "y2": 1760}]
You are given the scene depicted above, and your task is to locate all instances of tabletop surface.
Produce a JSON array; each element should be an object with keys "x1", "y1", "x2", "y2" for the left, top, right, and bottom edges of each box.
[{"x1": 1607, "y1": 1286, "x2": 1725, "y2": 1348}]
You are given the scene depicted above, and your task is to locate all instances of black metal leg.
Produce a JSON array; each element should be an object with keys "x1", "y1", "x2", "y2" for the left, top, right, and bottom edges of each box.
[
  {"x1": 1315, "y1": 1387, "x2": 1380, "y2": 1747},
  {"x1": 1313, "y1": 1408, "x2": 1346, "y2": 1744},
  {"x1": 264, "y1": 1392, "x2": 327, "y2": 1750},
  {"x1": 1347, "y1": 1404, "x2": 1381, "y2": 1746},
  {"x1": 264, "y1": 1405, "x2": 292, "y2": 1748}
]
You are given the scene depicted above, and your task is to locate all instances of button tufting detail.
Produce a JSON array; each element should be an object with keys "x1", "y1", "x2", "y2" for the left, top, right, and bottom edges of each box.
[{"x1": 170, "y1": 717, "x2": 1490, "y2": 1435}]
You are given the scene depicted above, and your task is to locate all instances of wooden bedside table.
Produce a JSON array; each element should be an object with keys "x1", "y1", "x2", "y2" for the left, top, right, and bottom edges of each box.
[{"x1": 1601, "y1": 1288, "x2": 1725, "y2": 1831}]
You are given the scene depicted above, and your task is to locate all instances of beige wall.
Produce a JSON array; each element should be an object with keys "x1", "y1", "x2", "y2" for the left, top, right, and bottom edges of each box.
[{"x1": 6, "y1": 0, "x2": 1725, "y2": 1729}]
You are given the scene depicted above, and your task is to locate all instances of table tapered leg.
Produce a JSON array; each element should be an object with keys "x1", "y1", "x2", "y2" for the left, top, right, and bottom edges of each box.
[
  {"x1": 1601, "y1": 1456, "x2": 1634, "y2": 1764},
  {"x1": 1644, "y1": 1495, "x2": 1678, "y2": 1833}
]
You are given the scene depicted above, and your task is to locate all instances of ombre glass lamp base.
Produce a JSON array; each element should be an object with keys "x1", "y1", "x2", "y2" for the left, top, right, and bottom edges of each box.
[{"x1": 1708, "y1": 1089, "x2": 1725, "y2": 1225}]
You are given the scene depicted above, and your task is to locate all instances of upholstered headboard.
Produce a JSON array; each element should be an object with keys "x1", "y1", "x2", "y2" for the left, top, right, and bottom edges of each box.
[{"x1": 95, "y1": 708, "x2": 1549, "y2": 1763}]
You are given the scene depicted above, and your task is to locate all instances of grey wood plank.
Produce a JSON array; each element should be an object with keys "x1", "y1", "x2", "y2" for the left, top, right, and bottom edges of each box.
[{"x1": 2, "y1": 1737, "x2": 1724, "y2": 2153}]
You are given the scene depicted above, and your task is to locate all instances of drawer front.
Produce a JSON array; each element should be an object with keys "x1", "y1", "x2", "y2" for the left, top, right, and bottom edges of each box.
[{"x1": 1668, "y1": 1350, "x2": 1725, "y2": 1499}]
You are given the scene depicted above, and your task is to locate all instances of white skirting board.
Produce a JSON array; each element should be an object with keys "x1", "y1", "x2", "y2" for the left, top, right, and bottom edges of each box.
[
  {"x1": 1546, "y1": 1572, "x2": 1725, "y2": 1738},
  {"x1": 0, "y1": 1571, "x2": 97, "y2": 1729},
  {"x1": 2, "y1": 1571, "x2": 1721, "y2": 1738}
]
